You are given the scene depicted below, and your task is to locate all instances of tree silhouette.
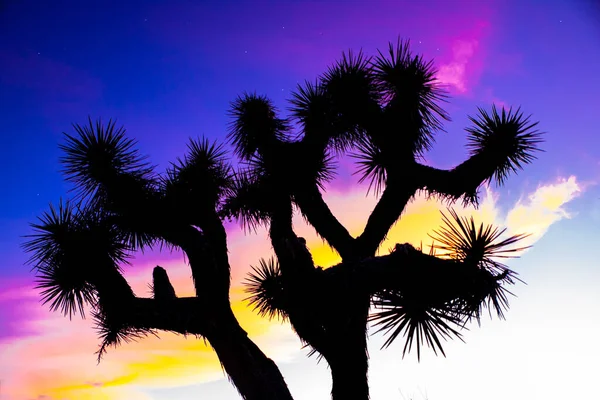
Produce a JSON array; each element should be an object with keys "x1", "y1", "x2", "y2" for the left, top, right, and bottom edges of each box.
[{"x1": 24, "y1": 39, "x2": 542, "y2": 400}]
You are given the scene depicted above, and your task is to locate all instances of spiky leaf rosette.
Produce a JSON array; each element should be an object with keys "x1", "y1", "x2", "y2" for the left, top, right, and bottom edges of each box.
[
  {"x1": 371, "y1": 39, "x2": 449, "y2": 157},
  {"x1": 245, "y1": 140, "x2": 337, "y2": 192},
  {"x1": 466, "y1": 105, "x2": 543, "y2": 185},
  {"x1": 23, "y1": 201, "x2": 131, "y2": 319},
  {"x1": 289, "y1": 80, "x2": 340, "y2": 150},
  {"x1": 23, "y1": 200, "x2": 96, "y2": 318},
  {"x1": 321, "y1": 50, "x2": 379, "y2": 125},
  {"x1": 429, "y1": 209, "x2": 529, "y2": 321},
  {"x1": 221, "y1": 169, "x2": 277, "y2": 231},
  {"x1": 59, "y1": 117, "x2": 155, "y2": 203},
  {"x1": 351, "y1": 134, "x2": 388, "y2": 195},
  {"x1": 370, "y1": 290, "x2": 464, "y2": 360},
  {"x1": 430, "y1": 209, "x2": 530, "y2": 272},
  {"x1": 228, "y1": 93, "x2": 290, "y2": 160},
  {"x1": 163, "y1": 137, "x2": 233, "y2": 221},
  {"x1": 244, "y1": 258, "x2": 289, "y2": 321},
  {"x1": 290, "y1": 80, "x2": 359, "y2": 153},
  {"x1": 59, "y1": 117, "x2": 159, "y2": 250}
]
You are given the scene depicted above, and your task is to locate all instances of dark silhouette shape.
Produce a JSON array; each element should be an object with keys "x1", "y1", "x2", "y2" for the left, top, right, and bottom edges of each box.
[
  {"x1": 226, "y1": 39, "x2": 541, "y2": 399},
  {"x1": 23, "y1": 38, "x2": 542, "y2": 400}
]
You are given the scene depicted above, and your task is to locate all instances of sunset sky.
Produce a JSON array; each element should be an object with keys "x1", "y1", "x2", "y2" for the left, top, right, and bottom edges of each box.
[{"x1": 1, "y1": 0, "x2": 599, "y2": 399}]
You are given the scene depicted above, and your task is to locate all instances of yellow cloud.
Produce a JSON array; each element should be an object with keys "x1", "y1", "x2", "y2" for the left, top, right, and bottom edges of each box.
[{"x1": 504, "y1": 176, "x2": 582, "y2": 245}]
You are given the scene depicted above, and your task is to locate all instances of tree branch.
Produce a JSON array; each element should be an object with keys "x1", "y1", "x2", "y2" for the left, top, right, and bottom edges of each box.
[
  {"x1": 325, "y1": 243, "x2": 504, "y2": 307},
  {"x1": 348, "y1": 157, "x2": 424, "y2": 260},
  {"x1": 292, "y1": 183, "x2": 355, "y2": 259},
  {"x1": 414, "y1": 156, "x2": 492, "y2": 200},
  {"x1": 351, "y1": 150, "x2": 507, "y2": 260},
  {"x1": 269, "y1": 199, "x2": 316, "y2": 276},
  {"x1": 353, "y1": 175, "x2": 418, "y2": 259},
  {"x1": 88, "y1": 260, "x2": 208, "y2": 336}
]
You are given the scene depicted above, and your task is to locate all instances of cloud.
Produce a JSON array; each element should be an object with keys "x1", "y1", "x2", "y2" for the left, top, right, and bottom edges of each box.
[
  {"x1": 503, "y1": 176, "x2": 582, "y2": 245},
  {"x1": 437, "y1": 39, "x2": 480, "y2": 93},
  {"x1": 434, "y1": 16, "x2": 491, "y2": 95}
]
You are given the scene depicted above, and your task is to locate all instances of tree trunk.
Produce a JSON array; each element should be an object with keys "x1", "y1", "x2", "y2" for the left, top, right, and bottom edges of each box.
[
  {"x1": 205, "y1": 312, "x2": 294, "y2": 400},
  {"x1": 326, "y1": 332, "x2": 370, "y2": 400},
  {"x1": 323, "y1": 297, "x2": 371, "y2": 400}
]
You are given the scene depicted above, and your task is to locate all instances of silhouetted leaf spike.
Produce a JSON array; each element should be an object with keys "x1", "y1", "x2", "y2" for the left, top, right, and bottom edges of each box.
[
  {"x1": 369, "y1": 290, "x2": 464, "y2": 361},
  {"x1": 93, "y1": 308, "x2": 156, "y2": 363},
  {"x1": 351, "y1": 135, "x2": 387, "y2": 195},
  {"x1": 429, "y1": 208, "x2": 531, "y2": 269}
]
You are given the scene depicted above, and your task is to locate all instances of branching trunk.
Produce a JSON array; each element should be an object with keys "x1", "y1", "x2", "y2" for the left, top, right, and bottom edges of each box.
[{"x1": 206, "y1": 311, "x2": 294, "y2": 400}]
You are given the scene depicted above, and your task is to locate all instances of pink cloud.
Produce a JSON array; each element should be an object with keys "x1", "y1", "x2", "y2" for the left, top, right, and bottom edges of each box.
[
  {"x1": 437, "y1": 39, "x2": 480, "y2": 93},
  {"x1": 435, "y1": 20, "x2": 491, "y2": 94}
]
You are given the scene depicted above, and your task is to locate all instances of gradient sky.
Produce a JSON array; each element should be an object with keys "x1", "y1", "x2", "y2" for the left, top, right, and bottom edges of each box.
[{"x1": 1, "y1": 0, "x2": 599, "y2": 399}]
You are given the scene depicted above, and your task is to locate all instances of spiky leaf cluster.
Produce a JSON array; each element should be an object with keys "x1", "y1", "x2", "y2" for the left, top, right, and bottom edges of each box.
[
  {"x1": 228, "y1": 93, "x2": 290, "y2": 160},
  {"x1": 351, "y1": 135, "x2": 387, "y2": 195},
  {"x1": 466, "y1": 105, "x2": 544, "y2": 185},
  {"x1": 244, "y1": 258, "x2": 289, "y2": 321},
  {"x1": 429, "y1": 209, "x2": 528, "y2": 321},
  {"x1": 287, "y1": 39, "x2": 450, "y2": 195},
  {"x1": 370, "y1": 210, "x2": 529, "y2": 358},
  {"x1": 371, "y1": 39, "x2": 449, "y2": 156},
  {"x1": 221, "y1": 170, "x2": 277, "y2": 231},
  {"x1": 23, "y1": 201, "x2": 130, "y2": 319},
  {"x1": 58, "y1": 118, "x2": 162, "y2": 251},
  {"x1": 59, "y1": 117, "x2": 154, "y2": 202},
  {"x1": 93, "y1": 307, "x2": 155, "y2": 362},
  {"x1": 163, "y1": 138, "x2": 234, "y2": 220},
  {"x1": 430, "y1": 209, "x2": 530, "y2": 273},
  {"x1": 320, "y1": 50, "x2": 379, "y2": 137},
  {"x1": 370, "y1": 291, "x2": 463, "y2": 360}
]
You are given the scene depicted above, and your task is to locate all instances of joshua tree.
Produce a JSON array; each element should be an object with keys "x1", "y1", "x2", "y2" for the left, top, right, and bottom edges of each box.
[{"x1": 24, "y1": 39, "x2": 542, "y2": 400}]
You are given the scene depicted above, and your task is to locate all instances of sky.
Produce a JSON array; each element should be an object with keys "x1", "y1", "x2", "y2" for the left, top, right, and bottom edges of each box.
[{"x1": 0, "y1": 0, "x2": 599, "y2": 399}]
